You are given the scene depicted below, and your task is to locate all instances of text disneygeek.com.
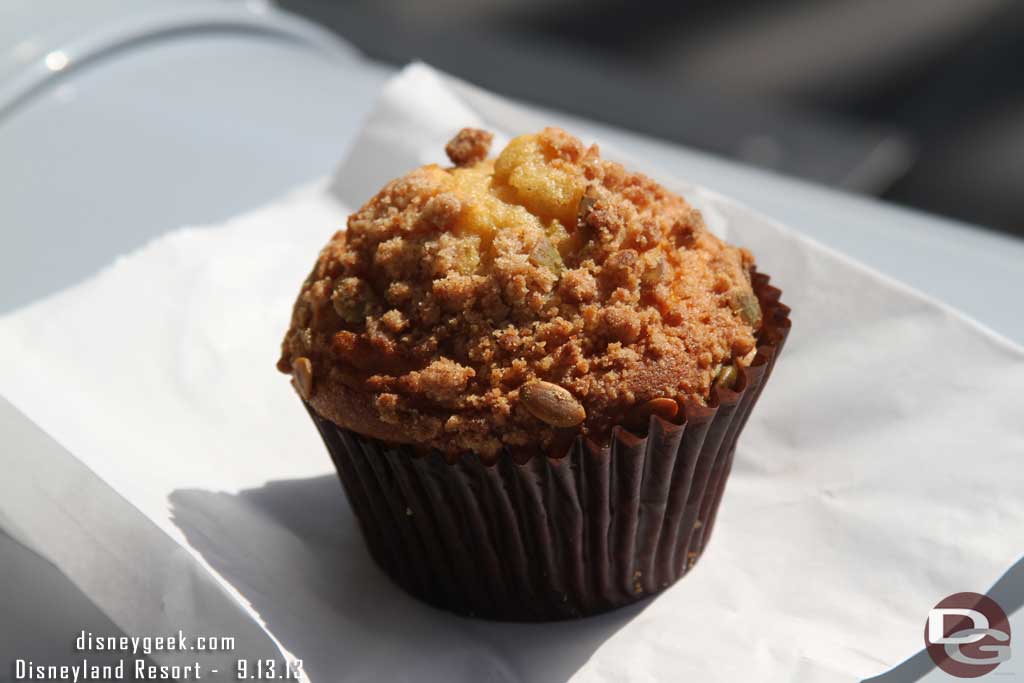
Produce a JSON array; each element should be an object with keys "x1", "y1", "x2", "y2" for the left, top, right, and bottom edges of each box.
[{"x1": 9, "y1": 630, "x2": 304, "y2": 680}]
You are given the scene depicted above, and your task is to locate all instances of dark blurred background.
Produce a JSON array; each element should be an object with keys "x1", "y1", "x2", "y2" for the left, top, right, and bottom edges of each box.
[{"x1": 279, "y1": 0, "x2": 1024, "y2": 239}]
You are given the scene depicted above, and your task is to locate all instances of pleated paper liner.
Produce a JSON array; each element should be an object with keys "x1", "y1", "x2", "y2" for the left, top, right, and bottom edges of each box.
[{"x1": 306, "y1": 272, "x2": 790, "y2": 621}]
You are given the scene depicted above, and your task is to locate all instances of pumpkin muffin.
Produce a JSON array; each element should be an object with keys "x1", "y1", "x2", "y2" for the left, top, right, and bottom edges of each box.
[
  {"x1": 279, "y1": 127, "x2": 790, "y2": 620},
  {"x1": 279, "y1": 127, "x2": 763, "y2": 457}
]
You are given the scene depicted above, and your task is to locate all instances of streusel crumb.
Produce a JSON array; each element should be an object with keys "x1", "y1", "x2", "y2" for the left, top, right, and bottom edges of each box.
[{"x1": 280, "y1": 127, "x2": 760, "y2": 456}]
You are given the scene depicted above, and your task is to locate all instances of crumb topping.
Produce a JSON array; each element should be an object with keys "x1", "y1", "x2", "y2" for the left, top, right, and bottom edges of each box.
[
  {"x1": 445, "y1": 127, "x2": 493, "y2": 167},
  {"x1": 280, "y1": 127, "x2": 759, "y2": 456}
]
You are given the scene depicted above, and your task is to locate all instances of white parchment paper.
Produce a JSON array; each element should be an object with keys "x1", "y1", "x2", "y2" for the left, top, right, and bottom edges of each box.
[{"x1": 2, "y1": 64, "x2": 1023, "y2": 682}]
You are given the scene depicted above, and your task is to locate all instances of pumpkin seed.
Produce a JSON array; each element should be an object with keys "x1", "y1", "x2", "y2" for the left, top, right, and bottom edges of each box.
[
  {"x1": 629, "y1": 397, "x2": 679, "y2": 423},
  {"x1": 520, "y1": 381, "x2": 586, "y2": 427},
  {"x1": 715, "y1": 364, "x2": 738, "y2": 391},
  {"x1": 293, "y1": 357, "x2": 314, "y2": 400},
  {"x1": 729, "y1": 289, "x2": 762, "y2": 328},
  {"x1": 530, "y1": 238, "x2": 564, "y2": 275}
]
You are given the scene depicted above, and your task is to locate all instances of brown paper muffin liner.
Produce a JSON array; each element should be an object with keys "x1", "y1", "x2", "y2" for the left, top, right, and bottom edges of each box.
[{"x1": 305, "y1": 272, "x2": 790, "y2": 621}]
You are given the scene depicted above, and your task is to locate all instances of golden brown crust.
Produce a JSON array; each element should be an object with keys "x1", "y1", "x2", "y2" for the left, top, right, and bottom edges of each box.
[{"x1": 280, "y1": 127, "x2": 760, "y2": 456}]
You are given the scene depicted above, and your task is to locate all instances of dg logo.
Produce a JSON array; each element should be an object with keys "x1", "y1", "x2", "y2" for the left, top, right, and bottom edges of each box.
[{"x1": 925, "y1": 592, "x2": 1011, "y2": 678}]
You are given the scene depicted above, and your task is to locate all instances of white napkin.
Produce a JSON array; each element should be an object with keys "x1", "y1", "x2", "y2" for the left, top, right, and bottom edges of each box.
[{"x1": 2, "y1": 63, "x2": 1024, "y2": 683}]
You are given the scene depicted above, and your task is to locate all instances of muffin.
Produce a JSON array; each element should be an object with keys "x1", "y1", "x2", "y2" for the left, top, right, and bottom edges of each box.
[{"x1": 279, "y1": 127, "x2": 790, "y2": 620}]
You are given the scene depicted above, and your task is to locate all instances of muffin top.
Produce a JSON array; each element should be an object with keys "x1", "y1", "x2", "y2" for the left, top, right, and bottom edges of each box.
[{"x1": 279, "y1": 127, "x2": 761, "y2": 457}]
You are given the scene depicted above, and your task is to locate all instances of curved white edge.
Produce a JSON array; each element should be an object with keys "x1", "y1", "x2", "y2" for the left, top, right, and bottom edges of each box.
[{"x1": 0, "y1": 1, "x2": 358, "y2": 118}]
